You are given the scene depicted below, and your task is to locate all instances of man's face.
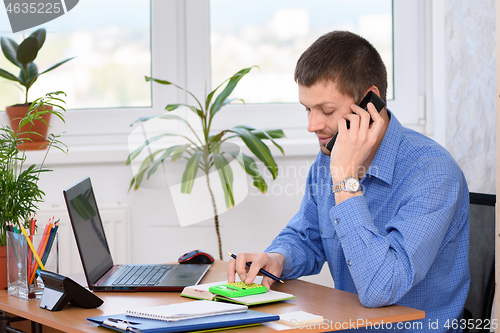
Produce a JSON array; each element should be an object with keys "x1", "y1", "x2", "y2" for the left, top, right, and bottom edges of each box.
[{"x1": 299, "y1": 80, "x2": 356, "y2": 156}]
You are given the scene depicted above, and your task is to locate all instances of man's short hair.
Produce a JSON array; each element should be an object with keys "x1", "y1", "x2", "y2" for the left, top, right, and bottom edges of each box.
[{"x1": 294, "y1": 30, "x2": 388, "y2": 103}]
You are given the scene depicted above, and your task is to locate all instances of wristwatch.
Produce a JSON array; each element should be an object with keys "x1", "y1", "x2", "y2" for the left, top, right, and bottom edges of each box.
[{"x1": 332, "y1": 176, "x2": 361, "y2": 193}]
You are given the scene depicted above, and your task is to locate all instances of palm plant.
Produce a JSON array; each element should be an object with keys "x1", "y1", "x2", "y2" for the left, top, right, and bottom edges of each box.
[
  {"x1": 0, "y1": 91, "x2": 68, "y2": 246},
  {"x1": 126, "y1": 67, "x2": 285, "y2": 260}
]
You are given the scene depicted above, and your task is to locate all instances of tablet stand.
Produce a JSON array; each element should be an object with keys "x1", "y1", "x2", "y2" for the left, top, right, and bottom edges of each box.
[{"x1": 39, "y1": 271, "x2": 103, "y2": 311}]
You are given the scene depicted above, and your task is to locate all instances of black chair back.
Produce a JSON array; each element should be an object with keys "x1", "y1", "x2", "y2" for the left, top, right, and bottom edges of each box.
[{"x1": 463, "y1": 192, "x2": 495, "y2": 332}]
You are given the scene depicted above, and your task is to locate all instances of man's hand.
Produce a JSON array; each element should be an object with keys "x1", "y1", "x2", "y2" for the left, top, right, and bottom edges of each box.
[
  {"x1": 227, "y1": 252, "x2": 285, "y2": 290},
  {"x1": 330, "y1": 101, "x2": 385, "y2": 203}
]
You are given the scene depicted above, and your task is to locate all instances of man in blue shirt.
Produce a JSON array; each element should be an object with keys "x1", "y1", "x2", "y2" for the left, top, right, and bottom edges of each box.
[{"x1": 228, "y1": 31, "x2": 470, "y2": 332}]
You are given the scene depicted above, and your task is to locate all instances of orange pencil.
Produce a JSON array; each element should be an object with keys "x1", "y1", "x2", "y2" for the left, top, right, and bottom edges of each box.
[{"x1": 29, "y1": 223, "x2": 52, "y2": 285}]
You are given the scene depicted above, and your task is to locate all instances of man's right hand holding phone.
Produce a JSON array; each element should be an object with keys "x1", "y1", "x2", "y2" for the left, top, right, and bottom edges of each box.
[
  {"x1": 330, "y1": 100, "x2": 385, "y2": 205},
  {"x1": 227, "y1": 252, "x2": 285, "y2": 290}
]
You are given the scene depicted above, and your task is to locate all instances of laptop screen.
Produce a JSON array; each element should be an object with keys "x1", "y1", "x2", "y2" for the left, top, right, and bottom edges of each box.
[{"x1": 63, "y1": 177, "x2": 114, "y2": 285}]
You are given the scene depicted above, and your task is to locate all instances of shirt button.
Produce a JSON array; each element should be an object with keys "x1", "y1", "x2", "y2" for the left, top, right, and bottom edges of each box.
[
  {"x1": 320, "y1": 229, "x2": 323, "y2": 234},
  {"x1": 347, "y1": 260, "x2": 352, "y2": 266},
  {"x1": 334, "y1": 219, "x2": 340, "y2": 225}
]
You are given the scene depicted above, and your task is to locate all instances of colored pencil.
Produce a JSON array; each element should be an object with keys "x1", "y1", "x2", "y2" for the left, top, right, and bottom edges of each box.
[
  {"x1": 19, "y1": 225, "x2": 45, "y2": 272},
  {"x1": 29, "y1": 223, "x2": 52, "y2": 285}
]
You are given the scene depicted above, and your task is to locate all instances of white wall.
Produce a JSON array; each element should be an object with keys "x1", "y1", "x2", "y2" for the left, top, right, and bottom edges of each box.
[{"x1": 444, "y1": 0, "x2": 496, "y2": 194}]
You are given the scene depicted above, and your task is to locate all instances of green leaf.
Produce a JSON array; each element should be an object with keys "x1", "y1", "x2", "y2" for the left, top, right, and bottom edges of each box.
[
  {"x1": 126, "y1": 133, "x2": 190, "y2": 164},
  {"x1": 251, "y1": 129, "x2": 285, "y2": 139},
  {"x1": 39, "y1": 57, "x2": 75, "y2": 75},
  {"x1": 171, "y1": 144, "x2": 192, "y2": 161},
  {"x1": 129, "y1": 113, "x2": 202, "y2": 146},
  {"x1": 165, "y1": 103, "x2": 203, "y2": 117},
  {"x1": 0, "y1": 68, "x2": 20, "y2": 82},
  {"x1": 235, "y1": 126, "x2": 285, "y2": 155},
  {"x1": 205, "y1": 77, "x2": 230, "y2": 111},
  {"x1": 229, "y1": 127, "x2": 279, "y2": 179},
  {"x1": 145, "y1": 76, "x2": 204, "y2": 112},
  {"x1": 25, "y1": 63, "x2": 39, "y2": 89},
  {"x1": 18, "y1": 66, "x2": 29, "y2": 86},
  {"x1": 1, "y1": 36, "x2": 20, "y2": 67},
  {"x1": 29, "y1": 28, "x2": 46, "y2": 51},
  {"x1": 228, "y1": 151, "x2": 267, "y2": 193},
  {"x1": 16, "y1": 37, "x2": 38, "y2": 64},
  {"x1": 129, "y1": 155, "x2": 155, "y2": 190},
  {"x1": 147, "y1": 144, "x2": 186, "y2": 178},
  {"x1": 181, "y1": 151, "x2": 203, "y2": 194},
  {"x1": 213, "y1": 154, "x2": 235, "y2": 209},
  {"x1": 210, "y1": 66, "x2": 257, "y2": 117}
]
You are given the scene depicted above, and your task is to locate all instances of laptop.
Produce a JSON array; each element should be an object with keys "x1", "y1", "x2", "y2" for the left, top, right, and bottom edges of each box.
[{"x1": 63, "y1": 177, "x2": 210, "y2": 292}]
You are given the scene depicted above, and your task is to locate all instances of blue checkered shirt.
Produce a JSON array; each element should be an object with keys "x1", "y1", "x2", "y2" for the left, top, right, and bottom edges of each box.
[{"x1": 266, "y1": 111, "x2": 470, "y2": 332}]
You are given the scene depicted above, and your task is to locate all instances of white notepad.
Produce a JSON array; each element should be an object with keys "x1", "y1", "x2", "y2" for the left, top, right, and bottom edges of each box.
[
  {"x1": 278, "y1": 311, "x2": 324, "y2": 327},
  {"x1": 126, "y1": 300, "x2": 248, "y2": 322}
]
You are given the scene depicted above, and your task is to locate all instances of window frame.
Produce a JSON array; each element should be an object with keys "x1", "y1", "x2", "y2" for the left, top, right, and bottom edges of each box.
[{"x1": 0, "y1": 0, "x2": 424, "y2": 156}]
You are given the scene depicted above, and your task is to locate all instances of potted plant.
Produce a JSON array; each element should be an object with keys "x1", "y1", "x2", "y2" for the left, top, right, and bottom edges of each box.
[
  {"x1": 127, "y1": 67, "x2": 285, "y2": 260},
  {"x1": 0, "y1": 91, "x2": 68, "y2": 289},
  {"x1": 0, "y1": 28, "x2": 74, "y2": 150}
]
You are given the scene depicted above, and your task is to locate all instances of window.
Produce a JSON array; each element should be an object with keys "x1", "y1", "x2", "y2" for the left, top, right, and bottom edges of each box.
[
  {"x1": 210, "y1": 0, "x2": 394, "y2": 104},
  {"x1": 180, "y1": 0, "x2": 420, "y2": 136},
  {"x1": 0, "y1": 0, "x2": 423, "y2": 151},
  {"x1": 0, "y1": 0, "x2": 151, "y2": 109}
]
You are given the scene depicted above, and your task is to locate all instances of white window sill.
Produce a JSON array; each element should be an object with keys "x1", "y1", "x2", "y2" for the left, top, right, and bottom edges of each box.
[{"x1": 24, "y1": 136, "x2": 320, "y2": 166}]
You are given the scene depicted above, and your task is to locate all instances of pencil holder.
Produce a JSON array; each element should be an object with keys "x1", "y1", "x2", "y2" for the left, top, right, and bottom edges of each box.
[{"x1": 6, "y1": 230, "x2": 59, "y2": 300}]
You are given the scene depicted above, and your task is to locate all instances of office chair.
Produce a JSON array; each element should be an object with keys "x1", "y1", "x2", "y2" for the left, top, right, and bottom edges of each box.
[{"x1": 463, "y1": 192, "x2": 495, "y2": 332}]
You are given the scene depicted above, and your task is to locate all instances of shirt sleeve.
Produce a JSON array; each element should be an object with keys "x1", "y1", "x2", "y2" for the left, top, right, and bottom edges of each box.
[
  {"x1": 332, "y1": 171, "x2": 467, "y2": 308},
  {"x1": 264, "y1": 162, "x2": 326, "y2": 279}
]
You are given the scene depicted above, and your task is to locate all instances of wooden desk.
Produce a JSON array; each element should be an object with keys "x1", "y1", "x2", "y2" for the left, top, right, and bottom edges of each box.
[{"x1": 0, "y1": 261, "x2": 424, "y2": 332}]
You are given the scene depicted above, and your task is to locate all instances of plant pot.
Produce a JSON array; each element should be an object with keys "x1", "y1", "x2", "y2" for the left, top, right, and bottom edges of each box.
[
  {"x1": 6, "y1": 104, "x2": 52, "y2": 150},
  {"x1": 0, "y1": 246, "x2": 7, "y2": 289}
]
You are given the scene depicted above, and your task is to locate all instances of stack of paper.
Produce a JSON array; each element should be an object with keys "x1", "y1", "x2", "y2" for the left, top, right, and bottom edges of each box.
[{"x1": 126, "y1": 300, "x2": 247, "y2": 321}]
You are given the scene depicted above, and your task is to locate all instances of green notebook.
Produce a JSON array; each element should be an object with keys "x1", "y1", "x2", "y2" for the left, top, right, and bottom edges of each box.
[{"x1": 180, "y1": 280, "x2": 295, "y2": 306}]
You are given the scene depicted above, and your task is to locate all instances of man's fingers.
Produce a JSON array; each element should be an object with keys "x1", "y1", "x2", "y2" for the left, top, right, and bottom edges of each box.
[
  {"x1": 235, "y1": 253, "x2": 257, "y2": 282},
  {"x1": 261, "y1": 277, "x2": 275, "y2": 290},
  {"x1": 227, "y1": 257, "x2": 236, "y2": 283},
  {"x1": 366, "y1": 102, "x2": 384, "y2": 127},
  {"x1": 244, "y1": 253, "x2": 268, "y2": 284},
  {"x1": 366, "y1": 102, "x2": 385, "y2": 140}
]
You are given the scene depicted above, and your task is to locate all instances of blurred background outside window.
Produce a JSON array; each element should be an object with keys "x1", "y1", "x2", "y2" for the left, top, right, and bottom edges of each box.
[{"x1": 210, "y1": 0, "x2": 393, "y2": 104}]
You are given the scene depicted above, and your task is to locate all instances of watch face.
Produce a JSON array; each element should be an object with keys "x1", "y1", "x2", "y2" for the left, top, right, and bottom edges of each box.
[{"x1": 345, "y1": 177, "x2": 360, "y2": 192}]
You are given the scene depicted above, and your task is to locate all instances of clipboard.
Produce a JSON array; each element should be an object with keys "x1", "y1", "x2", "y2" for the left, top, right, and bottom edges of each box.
[{"x1": 87, "y1": 310, "x2": 279, "y2": 333}]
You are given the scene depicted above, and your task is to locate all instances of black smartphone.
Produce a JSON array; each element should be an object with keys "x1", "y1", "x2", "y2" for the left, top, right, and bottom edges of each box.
[{"x1": 325, "y1": 91, "x2": 386, "y2": 152}]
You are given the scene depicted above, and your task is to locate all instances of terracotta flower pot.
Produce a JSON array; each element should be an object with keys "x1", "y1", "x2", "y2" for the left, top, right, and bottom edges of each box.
[
  {"x1": 6, "y1": 104, "x2": 52, "y2": 150},
  {"x1": 0, "y1": 246, "x2": 7, "y2": 289}
]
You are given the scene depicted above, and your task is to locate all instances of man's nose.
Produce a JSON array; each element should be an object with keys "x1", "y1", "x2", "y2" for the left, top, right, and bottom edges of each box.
[{"x1": 307, "y1": 110, "x2": 325, "y2": 133}]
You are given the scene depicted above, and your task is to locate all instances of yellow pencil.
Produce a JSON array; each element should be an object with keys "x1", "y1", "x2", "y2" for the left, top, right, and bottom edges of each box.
[{"x1": 19, "y1": 225, "x2": 45, "y2": 271}]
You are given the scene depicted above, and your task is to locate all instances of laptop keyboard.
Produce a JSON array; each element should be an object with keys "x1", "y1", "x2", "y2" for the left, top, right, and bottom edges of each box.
[{"x1": 112, "y1": 265, "x2": 172, "y2": 286}]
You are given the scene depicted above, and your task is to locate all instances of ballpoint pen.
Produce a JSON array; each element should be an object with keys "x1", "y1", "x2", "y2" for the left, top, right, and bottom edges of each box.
[{"x1": 227, "y1": 252, "x2": 284, "y2": 284}]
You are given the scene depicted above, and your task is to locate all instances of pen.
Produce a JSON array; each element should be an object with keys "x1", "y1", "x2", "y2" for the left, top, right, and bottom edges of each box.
[{"x1": 227, "y1": 252, "x2": 284, "y2": 284}]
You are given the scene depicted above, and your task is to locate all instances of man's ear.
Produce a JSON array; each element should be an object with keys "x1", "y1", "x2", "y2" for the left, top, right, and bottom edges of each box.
[{"x1": 364, "y1": 85, "x2": 380, "y2": 98}]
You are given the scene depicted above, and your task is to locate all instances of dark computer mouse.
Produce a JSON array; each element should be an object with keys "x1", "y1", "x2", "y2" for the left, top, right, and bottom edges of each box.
[{"x1": 178, "y1": 250, "x2": 215, "y2": 264}]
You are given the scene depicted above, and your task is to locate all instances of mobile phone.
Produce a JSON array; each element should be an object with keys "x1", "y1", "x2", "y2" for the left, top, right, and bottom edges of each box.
[{"x1": 325, "y1": 91, "x2": 385, "y2": 152}]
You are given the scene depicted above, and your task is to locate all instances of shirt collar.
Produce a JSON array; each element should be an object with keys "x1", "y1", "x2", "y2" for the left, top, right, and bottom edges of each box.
[{"x1": 364, "y1": 110, "x2": 402, "y2": 185}]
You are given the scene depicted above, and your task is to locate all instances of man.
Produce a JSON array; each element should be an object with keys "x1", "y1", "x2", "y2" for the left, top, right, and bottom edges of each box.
[{"x1": 228, "y1": 31, "x2": 470, "y2": 331}]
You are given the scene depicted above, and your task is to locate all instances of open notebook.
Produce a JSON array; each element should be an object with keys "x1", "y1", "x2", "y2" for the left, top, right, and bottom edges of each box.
[{"x1": 181, "y1": 278, "x2": 295, "y2": 306}]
